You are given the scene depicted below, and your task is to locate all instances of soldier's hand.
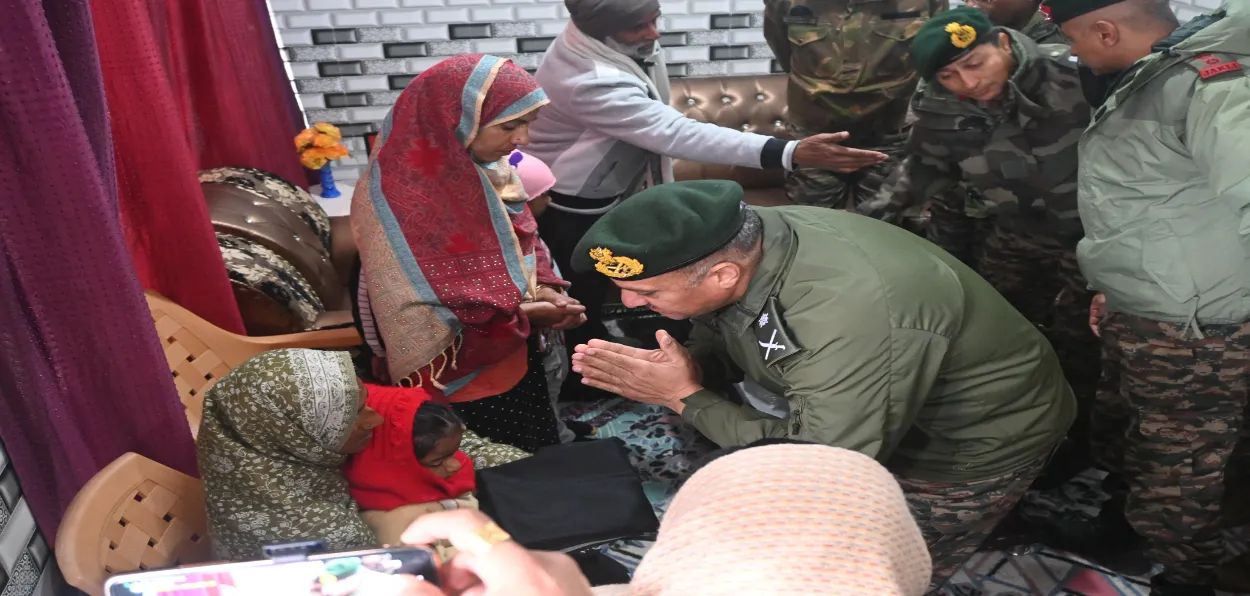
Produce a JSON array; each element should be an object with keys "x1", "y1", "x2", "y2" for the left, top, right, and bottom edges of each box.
[
  {"x1": 793, "y1": 132, "x2": 889, "y2": 173},
  {"x1": 1089, "y1": 293, "x2": 1107, "y2": 337},
  {"x1": 570, "y1": 330, "x2": 701, "y2": 412}
]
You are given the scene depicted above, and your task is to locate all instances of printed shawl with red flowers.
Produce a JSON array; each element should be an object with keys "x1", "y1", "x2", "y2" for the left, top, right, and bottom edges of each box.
[{"x1": 351, "y1": 55, "x2": 564, "y2": 393}]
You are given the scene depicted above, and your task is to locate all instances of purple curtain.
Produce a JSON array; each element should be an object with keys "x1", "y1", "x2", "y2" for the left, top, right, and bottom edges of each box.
[{"x1": 0, "y1": 0, "x2": 198, "y2": 540}]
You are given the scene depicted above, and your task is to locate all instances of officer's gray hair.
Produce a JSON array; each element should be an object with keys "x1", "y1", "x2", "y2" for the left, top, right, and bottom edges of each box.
[{"x1": 680, "y1": 206, "x2": 764, "y2": 287}]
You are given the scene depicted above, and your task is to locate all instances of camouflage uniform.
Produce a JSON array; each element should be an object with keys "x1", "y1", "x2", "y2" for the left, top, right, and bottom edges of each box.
[
  {"x1": 856, "y1": 31, "x2": 1100, "y2": 451},
  {"x1": 763, "y1": 0, "x2": 949, "y2": 209},
  {"x1": 925, "y1": 11, "x2": 1067, "y2": 268},
  {"x1": 1071, "y1": 4, "x2": 1250, "y2": 585},
  {"x1": 898, "y1": 456, "x2": 1048, "y2": 590},
  {"x1": 1091, "y1": 314, "x2": 1250, "y2": 584}
]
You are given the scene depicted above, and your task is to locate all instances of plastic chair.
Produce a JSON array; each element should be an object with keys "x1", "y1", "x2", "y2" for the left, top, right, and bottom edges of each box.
[
  {"x1": 146, "y1": 290, "x2": 360, "y2": 438},
  {"x1": 56, "y1": 453, "x2": 213, "y2": 596}
]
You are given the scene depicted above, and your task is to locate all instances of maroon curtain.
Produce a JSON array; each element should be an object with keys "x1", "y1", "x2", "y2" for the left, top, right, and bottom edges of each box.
[
  {"x1": 90, "y1": 0, "x2": 248, "y2": 335},
  {"x1": 164, "y1": 0, "x2": 310, "y2": 186},
  {"x1": 0, "y1": 0, "x2": 198, "y2": 540}
]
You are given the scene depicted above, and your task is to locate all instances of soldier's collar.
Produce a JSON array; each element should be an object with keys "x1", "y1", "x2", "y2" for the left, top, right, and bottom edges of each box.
[
  {"x1": 718, "y1": 210, "x2": 796, "y2": 336},
  {"x1": 1006, "y1": 31, "x2": 1056, "y2": 125}
]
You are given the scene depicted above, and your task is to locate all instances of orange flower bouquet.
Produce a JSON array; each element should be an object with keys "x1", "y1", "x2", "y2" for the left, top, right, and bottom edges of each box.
[{"x1": 296, "y1": 122, "x2": 351, "y2": 197}]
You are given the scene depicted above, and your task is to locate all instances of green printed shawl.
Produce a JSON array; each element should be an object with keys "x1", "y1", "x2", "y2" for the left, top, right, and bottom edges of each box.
[{"x1": 197, "y1": 349, "x2": 376, "y2": 560}]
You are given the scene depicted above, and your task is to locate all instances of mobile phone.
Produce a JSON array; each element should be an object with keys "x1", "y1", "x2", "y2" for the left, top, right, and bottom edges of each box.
[{"x1": 103, "y1": 545, "x2": 439, "y2": 596}]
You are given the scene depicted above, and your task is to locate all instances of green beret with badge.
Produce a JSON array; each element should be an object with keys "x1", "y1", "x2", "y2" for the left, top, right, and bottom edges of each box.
[
  {"x1": 572, "y1": 180, "x2": 747, "y2": 281},
  {"x1": 1042, "y1": 0, "x2": 1128, "y2": 25},
  {"x1": 911, "y1": 7, "x2": 996, "y2": 81}
]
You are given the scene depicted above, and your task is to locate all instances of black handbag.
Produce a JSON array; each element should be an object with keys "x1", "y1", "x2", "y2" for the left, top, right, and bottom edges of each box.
[{"x1": 476, "y1": 437, "x2": 660, "y2": 552}]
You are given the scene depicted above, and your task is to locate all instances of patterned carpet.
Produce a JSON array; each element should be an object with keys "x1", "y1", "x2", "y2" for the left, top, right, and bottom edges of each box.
[{"x1": 563, "y1": 398, "x2": 1250, "y2": 595}]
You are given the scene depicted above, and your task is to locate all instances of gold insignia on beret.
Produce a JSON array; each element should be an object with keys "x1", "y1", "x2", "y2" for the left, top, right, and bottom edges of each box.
[
  {"x1": 945, "y1": 22, "x2": 976, "y2": 49},
  {"x1": 590, "y1": 247, "x2": 644, "y2": 279}
]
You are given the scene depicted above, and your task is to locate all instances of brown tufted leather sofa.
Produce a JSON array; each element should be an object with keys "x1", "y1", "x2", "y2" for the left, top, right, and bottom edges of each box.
[{"x1": 667, "y1": 74, "x2": 793, "y2": 207}]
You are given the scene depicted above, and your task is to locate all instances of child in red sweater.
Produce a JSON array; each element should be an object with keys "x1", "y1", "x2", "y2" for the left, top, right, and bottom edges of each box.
[{"x1": 343, "y1": 384, "x2": 476, "y2": 546}]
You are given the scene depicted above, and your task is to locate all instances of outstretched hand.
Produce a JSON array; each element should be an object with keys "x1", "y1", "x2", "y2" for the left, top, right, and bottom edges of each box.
[
  {"x1": 571, "y1": 330, "x2": 702, "y2": 412},
  {"x1": 398, "y1": 509, "x2": 593, "y2": 596},
  {"x1": 533, "y1": 286, "x2": 587, "y2": 330},
  {"x1": 793, "y1": 132, "x2": 889, "y2": 173}
]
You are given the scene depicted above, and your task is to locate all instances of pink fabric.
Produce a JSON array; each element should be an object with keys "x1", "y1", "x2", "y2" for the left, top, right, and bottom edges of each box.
[
  {"x1": 0, "y1": 0, "x2": 199, "y2": 540},
  {"x1": 91, "y1": 0, "x2": 248, "y2": 334},
  {"x1": 510, "y1": 151, "x2": 557, "y2": 201},
  {"x1": 622, "y1": 445, "x2": 932, "y2": 595},
  {"x1": 164, "y1": 0, "x2": 310, "y2": 187}
]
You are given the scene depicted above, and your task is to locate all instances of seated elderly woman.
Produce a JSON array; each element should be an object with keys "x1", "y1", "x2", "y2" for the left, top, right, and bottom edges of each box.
[
  {"x1": 352, "y1": 54, "x2": 585, "y2": 453},
  {"x1": 197, "y1": 349, "x2": 382, "y2": 560}
]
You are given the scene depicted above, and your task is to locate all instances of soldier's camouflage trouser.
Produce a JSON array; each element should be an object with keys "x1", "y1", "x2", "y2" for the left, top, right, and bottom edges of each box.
[
  {"x1": 896, "y1": 456, "x2": 1048, "y2": 593},
  {"x1": 1091, "y1": 313, "x2": 1250, "y2": 585},
  {"x1": 979, "y1": 224, "x2": 1101, "y2": 443},
  {"x1": 1095, "y1": 313, "x2": 1250, "y2": 582},
  {"x1": 785, "y1": 128, "x2": 908, "y2": 211}
]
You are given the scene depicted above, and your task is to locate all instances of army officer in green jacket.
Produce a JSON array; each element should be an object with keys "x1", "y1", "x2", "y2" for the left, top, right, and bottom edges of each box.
[
  {"x1": 567, "y1": 179, "x2": 1075, "y2": 590},
  {"x1": 1046, "y1": 0, "x2": 1250, "y2": 592}
]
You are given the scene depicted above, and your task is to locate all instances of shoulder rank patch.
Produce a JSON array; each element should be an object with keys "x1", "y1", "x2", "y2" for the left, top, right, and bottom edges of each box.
[
  {"x1": 754, "y1": 298, "x2": 803, "y2": 366},
  {"x1": 1186, "y1": 53, "x2": 1244, "y2": 81}
]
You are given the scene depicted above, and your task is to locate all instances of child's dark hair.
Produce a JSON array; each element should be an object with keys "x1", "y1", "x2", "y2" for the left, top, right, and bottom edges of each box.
[{"x1": 412, "y1": 401, "x2": 465, "y2": 459}]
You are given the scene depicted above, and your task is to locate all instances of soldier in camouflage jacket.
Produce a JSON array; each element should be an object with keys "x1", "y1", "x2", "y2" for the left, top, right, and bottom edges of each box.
[
  {"x1": 763, "y1": 0, "x2": 948, "y2": 210},
  {"x1": 857, "y1": 10, "x2": 1102, "y2": 483},
  {"x1": 921, "y1": 3, "x2": 1068, "y2": 268}
]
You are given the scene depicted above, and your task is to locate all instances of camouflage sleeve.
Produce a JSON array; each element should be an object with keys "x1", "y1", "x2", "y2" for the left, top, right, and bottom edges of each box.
[
  {"x1": 856, "y1": 132, "x2": 963, "y2": 224},
  {"x1": 762, "y1": 0, "x2": 791, "y2": 72}
]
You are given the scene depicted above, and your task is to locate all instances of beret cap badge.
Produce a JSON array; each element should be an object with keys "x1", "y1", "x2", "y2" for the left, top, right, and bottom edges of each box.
[
  {"x1": 590, "y1": 247, "x2": 645, "y2": 279},
  {"x1": 945, "y1": 22, "x2": 977, "y2": 49}
]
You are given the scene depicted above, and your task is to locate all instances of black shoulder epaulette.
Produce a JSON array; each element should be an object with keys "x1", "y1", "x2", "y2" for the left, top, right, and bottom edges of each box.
[{"x1": 754, "y1": 298, "x2": 804, "y2": 366}]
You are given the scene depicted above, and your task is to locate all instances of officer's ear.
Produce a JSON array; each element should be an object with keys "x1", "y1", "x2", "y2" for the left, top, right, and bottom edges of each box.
[
  {"x1": 704, "y1": 261, "x2": 745, "y2": 290},
  {"x1": 996, "y1": 31, "x2": 1011, "y2": 53},
  {"x1": 1090, "y1": 19, "x2": 1121, "y2": 49}
]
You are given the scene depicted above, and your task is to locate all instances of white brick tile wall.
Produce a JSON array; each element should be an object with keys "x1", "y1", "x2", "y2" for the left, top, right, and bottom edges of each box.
[
  {"x1": 665, "y1": 14, "x2": 712, "y2": 30},
  {"x1": 281, "y1": 29, "x2": 314, "y2": 45},
  {"x1": 731, "y1": 28, "x2": 766, "y2": 44},
  {"x1": 289, "y1": 61, "x2": 322, "y2": 78},
  {"x1": 425, "y1": 7, "x2": 472, "y2": 21},
  {"x1": 271, "y1": 0, "x2": 307, "y2": 11},
  {"x1": 516, "y1": 5, "x2": 559, "y2": 20},
  {"x1": 473, "y1": 38, "x2": 519, "y2": 53},
  {"x1": 309, "y1": 0, "x2": 353, "y2": 9},
  {"x1": 337, "y1": 42, "x2": 387, "y2": 58},
  {"x1": 471, "y1": 6, "x2": 515, "y2": 20},
  {"x1": 380, "y1": 9, "x2": 426, "y2": 23},
  {"x1": 344, "y1": 75, "x2": 391, "y2": 90},
  {"x1": 271, "y1": 0, "x2": 1211, "y2": 182},
  {"x1": 333, "y1": 10, "x2": 382, "y2": 25},
  {"x1": 285, "y1": 12, "x2": 333, "y2": 27},
  {"x1": 299, "y1": 93, "x2": 327, "y2": 108},
  {"x1": 537, "y1": 20, "x2": 567, "y2": 35},
  {"x1": 404, "y1": 25, "x2": 451, "y2": 39}
]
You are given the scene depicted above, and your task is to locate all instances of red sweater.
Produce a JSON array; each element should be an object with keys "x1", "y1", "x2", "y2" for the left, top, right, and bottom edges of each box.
[{"x1": 344, "y1": 384, "x2": 475, "y2": 511}]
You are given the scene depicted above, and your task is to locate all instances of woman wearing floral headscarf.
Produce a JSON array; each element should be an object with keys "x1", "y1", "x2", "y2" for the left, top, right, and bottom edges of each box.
[
  {"x1": 352, "y1": 54, "x2": 583, "y2": 453},
  {"x1": 197, "y1": 349, "x2": 382, "y2": 560}
]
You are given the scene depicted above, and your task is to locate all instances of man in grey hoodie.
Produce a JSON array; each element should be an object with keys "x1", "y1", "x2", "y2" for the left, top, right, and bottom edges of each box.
[{"x1": 526, "y1": 0, "x2": 886, "y2": 384}]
